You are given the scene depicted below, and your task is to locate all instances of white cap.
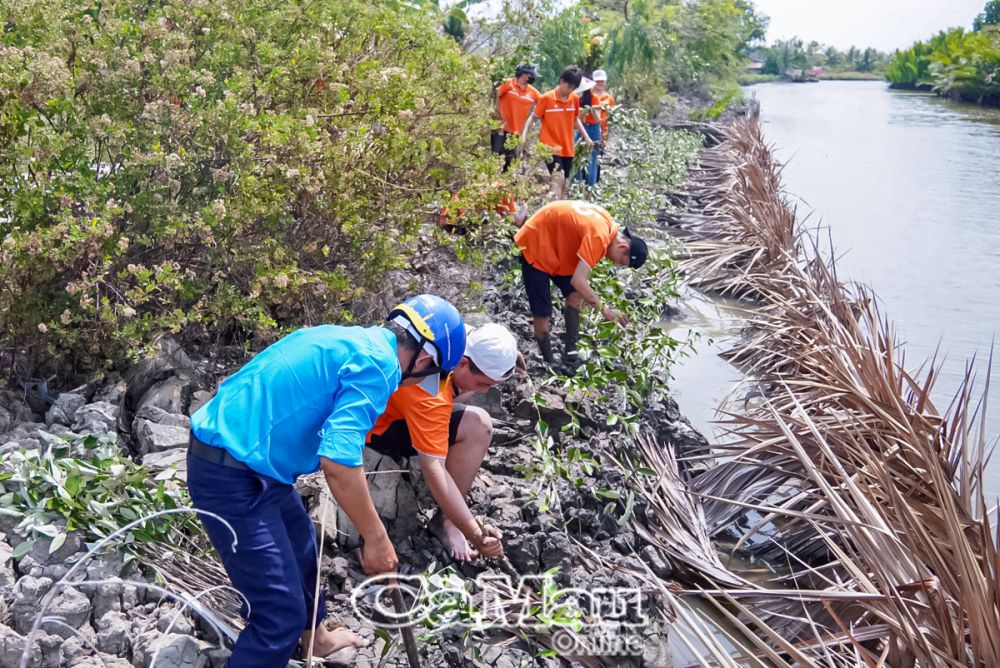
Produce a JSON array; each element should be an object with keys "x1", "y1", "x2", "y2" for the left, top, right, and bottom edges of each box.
[
  {"x1": 574, "y1": 77, "x2": 595, "y2": 95},
  {"x1": 592, "y1": 69, "x2": 608, "y2": 82},
  {"x1": 465, "y1": 323, "x2": 518, "y2": 382}
]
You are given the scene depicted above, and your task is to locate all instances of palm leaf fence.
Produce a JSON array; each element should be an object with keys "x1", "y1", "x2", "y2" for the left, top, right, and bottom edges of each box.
[{"x1": 617, "y1": 116, "x2": 999, "y2": 665}]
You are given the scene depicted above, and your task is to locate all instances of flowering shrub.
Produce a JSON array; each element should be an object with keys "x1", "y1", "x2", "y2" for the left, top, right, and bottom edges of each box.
[{"x1": 0, "y1": 0, "x2": 497, "y2": 373}]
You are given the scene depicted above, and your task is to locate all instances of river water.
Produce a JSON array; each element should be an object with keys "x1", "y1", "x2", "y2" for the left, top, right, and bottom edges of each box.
[{"x1": 669, "y1": 80, "x2": 1000, "y2": 500}]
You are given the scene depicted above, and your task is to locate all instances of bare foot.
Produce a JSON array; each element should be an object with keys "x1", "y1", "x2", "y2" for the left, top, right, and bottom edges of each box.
[
  {"x1": 302, "y1": 623, "x2": 366, "y2": 659},
  {"x1": 442, "y1": 517, "x2": 478, "y2": 561}
]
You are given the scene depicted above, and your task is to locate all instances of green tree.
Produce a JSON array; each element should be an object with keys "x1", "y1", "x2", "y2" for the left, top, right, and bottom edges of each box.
[
  {"x1": 772, "y1": 38, "x2": 808, "y2": 73},
  {"x1": 886, "y1": 38, "x2": 938, "y2": 86},
  {"x1": 974, "y1": 0, "x2": 1000, "y2": 31},
  {"x1": 0, "y1": 0, "x2": 499, "y2": 374},
  {"x1": 734, "y1": 0, "x2": 769, "y2": 48},
  {"x1": 846, "y1": 45, "x2": 859, "y2": 68},
  {"x1": 586, "y1": 0, "x2": 766, "y2": 109},
  {"x1": 806, "y1": 40, "x2": 821, "y2": 65},
  {"x1": 857, "y1": 47, "x2": 876, "y2": 71},
  {"x1": 886, "y1": 25, "x2": 1000, "y2": 104},
  {"x1": 598, "y1": 0, "x2": 676, "y2": 110},
  {"x1": 670, "y1": 0, "x2": 756, "y2": 90},
  {"x1": 385, "y1": 0, "x2": 485, "y2": 44},
  {"x1": 534, "y1": 7, "x2": 592, "y2": 88},
  {"x1": 761, "y1": 47, "x2": 782, "y2": 75}
]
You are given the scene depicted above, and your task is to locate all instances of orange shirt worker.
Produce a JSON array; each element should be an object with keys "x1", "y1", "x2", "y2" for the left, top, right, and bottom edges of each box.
[
  {"x1": 589, "y1": 70, "x2": 615, "y2": 140},
  {"x1": 520, "y1": 66, "x2": 594, "y2": 199},
  {"x1": 366, "y1": 323, "x2": 521, "y2": 561},
  {"x1": 495, "y1": 64, "x2": 540, "y2": 172},
  {"x1": 514, "y1": 200, "x2": 648, "y2": 367},
  {"x1": 579, "y1": 69, "x2": 615, "y2": 188}
]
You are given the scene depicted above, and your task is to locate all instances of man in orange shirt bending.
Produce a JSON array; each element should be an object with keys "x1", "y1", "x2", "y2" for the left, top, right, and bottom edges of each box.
[
  {"x1": 520, "y1": 66, "x2": 594, "y2": 199},
  {"x1": 494, "y1": 64, "x2": 540, "y2": 172},
  {"x1": 366, "y1": 323, "x2": 521, "y2": 561},
  {"x1": 514, "y1": 200, "x2": 648, "y2": 367}
]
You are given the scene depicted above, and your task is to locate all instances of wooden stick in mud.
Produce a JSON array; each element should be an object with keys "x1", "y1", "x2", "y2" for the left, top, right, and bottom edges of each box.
[
  {"x1": 476, "y1": 516, "x2": 519, "y2": 578},
  {"x1": 388, "y1": 576, "x2": 422, "y2": 668}
]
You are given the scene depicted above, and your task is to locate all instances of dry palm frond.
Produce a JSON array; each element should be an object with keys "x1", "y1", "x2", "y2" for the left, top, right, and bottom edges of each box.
[
  {"x1": 659, "y1": 116, "x2": 998, "y2": 666},
  {"x1": 617, "y1": 433, "x2": 749, "y2": 588}
]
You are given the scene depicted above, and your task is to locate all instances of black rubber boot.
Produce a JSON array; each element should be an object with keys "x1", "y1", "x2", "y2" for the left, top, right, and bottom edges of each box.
[
  {"x1": 562, "y1": 306, "x2": 582, "y2": 371},
  {"x1": 535, "y1": 334, "x2": 555, "y2": 364}
]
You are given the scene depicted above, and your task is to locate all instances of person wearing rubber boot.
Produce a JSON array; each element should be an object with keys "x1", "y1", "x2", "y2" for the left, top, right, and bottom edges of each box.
[
  {"x1": 187, "y1": 294, "x2": 467, "y2": 667},
  {"x1": 519, "y1": 66, "x2": 594, "y2": 200},
  {"x1": 367, "y1": 322, "x2": 520, "y2": 561},
  {"x1": 513, "y1": 200, "x2": 648, "y2": 370}
]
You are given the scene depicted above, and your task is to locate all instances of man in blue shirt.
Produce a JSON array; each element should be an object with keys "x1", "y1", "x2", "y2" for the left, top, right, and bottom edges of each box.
[{"x1": 188, "y1": 295, "x2": 468, "y2": 666}]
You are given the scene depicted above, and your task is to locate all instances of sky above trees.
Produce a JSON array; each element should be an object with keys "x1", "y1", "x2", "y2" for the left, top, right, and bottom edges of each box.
[{"x1": 753, "y1": 0, "x2": 987, "y2": 51}]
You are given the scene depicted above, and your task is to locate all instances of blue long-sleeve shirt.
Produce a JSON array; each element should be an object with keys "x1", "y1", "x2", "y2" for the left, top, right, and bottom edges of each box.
[{"x1": 190, "y1": 325, "x2": 401, "y2": 483}]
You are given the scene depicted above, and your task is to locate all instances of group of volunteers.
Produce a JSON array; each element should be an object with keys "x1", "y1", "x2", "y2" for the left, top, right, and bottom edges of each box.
[
  {"x1": 494, "y1": 63, "x2": 616, "y2": 197},
  {"x1": 184, "y1": 63, "x2": 647, "y2": 666}
]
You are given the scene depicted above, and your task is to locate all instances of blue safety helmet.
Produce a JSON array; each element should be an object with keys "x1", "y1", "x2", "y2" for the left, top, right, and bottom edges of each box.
[{"x1": 388, "y1": 295, "x2": 466, "y2": 395}]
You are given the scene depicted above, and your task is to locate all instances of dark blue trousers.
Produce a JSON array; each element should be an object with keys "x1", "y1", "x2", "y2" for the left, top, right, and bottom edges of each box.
[{"x1": 187, "y1": 453, "x2": 326, "y2": 667}]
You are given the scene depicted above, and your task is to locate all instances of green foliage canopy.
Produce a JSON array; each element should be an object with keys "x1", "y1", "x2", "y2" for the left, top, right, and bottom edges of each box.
[
  {"x1": 580, "y1": 0, "x2": 765, "y2": 111},
  {"x1": 760, "y1": 39, "x2": 889, "y2": 76},
  {"x1": 974, "y1": 0, "x2": 1000, "y2": 31},
  {"x1": 0, "y1": 0, "x2": 496, "y2": 373},
  {"x1": 885, "y1": 24, "x2": 1000, "y2": 104}
]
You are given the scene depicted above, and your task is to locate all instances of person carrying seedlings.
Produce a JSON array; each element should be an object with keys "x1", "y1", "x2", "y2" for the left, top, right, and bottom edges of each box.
[
  {"x1": 594, "y1": 70, "x2": 616, "y2": 147},
  {"x1": 520, "y1": 65, "x2": 594, "y2": 199},
  {"x1": 366, "y1": 322, "x2": 520, "y2": 561},
  {"x1": 494, "y1": 64, "x2": 541, "y2": 172},
  {"x1": 514, "y1": 200, "x2": 648, "y2": 367},
  {"x1": 579, "y1": 69, "x2": 616, "y2": 187},
  {"x1": 187, "y1": 294, "x2": 468, "y2": 666}
]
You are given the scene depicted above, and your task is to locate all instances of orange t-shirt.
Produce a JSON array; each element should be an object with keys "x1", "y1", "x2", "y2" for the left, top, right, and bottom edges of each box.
[
  {"x1": 496, "y1": 194, "x2": 517, "y2": 215},
  {"x1": 600, "y1": 93, "x2": 615, "y2": 136},
  {"x1": 439, "y1": 194, "x2": 517, "y2": 226},
  {"x1": 497, "y1": 79, "x2": 541, "y2": 135},
  {"x1": 582, "y1": 91, "x2": 607, "y2": 125},
  {"x1": 534, "y1": 90, "x2": 580, "y2": 158},
  {"x1": 366, "y1": 379, "x2": 453, "y2": 458},
  {"x1": 514, "y1": 200, "x2": 619, "y2": 276}
]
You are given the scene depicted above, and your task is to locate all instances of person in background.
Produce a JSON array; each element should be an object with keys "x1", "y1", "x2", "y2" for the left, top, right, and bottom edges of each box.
[
  {"x1": 520, "y1": 66, "x2": 594, "y2": 200},
  {"x1": 438, "y1": 189, "x2": 525, "y2": 230},
  {"x1": 187, "y1": 295, "x2": 465, "y2": 666},
  {"x1": 494, "y1": 64, "x2": 540, "y2": 172},
  {"x1": 514, "y1": 200, "x2": 647, "y2": 368},
  {"x1": 366, "y1": 323, "x2": 521, "y2": 561},
  {"x1": 581, "y1": 69, "x2": 615, "y2": 187}
]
